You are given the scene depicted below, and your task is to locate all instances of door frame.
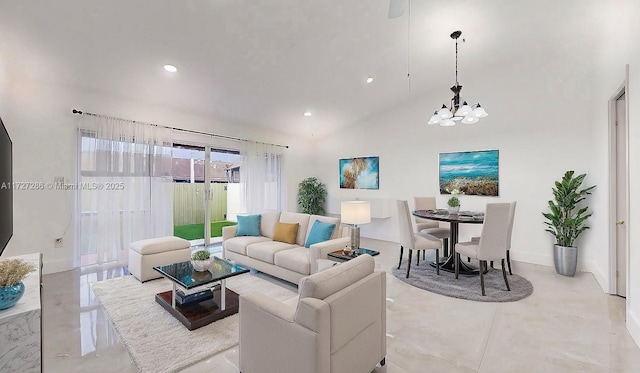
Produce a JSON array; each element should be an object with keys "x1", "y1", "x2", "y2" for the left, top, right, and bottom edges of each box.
[{"x1": 608, "y1": 65, "x2": 630, "y2": 296}]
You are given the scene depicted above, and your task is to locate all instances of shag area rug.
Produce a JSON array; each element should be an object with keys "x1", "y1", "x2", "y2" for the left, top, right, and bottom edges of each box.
[
  {"x1": 392, "y1": 258, "x2": 533, "y2": 302},
  {"x1": 90, "y1": 274, "x2": 296, "y2": 373}
]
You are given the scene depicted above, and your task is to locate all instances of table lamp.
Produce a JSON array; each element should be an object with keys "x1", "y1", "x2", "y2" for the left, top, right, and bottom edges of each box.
[{"x1": 341, "y1": 201, "x2": 371, "y2": 251}]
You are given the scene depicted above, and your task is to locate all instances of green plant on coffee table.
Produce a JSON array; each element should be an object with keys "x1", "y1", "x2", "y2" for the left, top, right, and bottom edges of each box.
[
  {"x1": 542, "y1": 170, "x2": 596, "y2": 247},
  {"x1": 297, "y1": 177, "x2": 327, "y2": 215},
  {"x1": 192, "y1": 250, "x2": 211, "y2": 261},
  {"x1": 0, "y1": 259, "x2": 36, "y2": 287}
]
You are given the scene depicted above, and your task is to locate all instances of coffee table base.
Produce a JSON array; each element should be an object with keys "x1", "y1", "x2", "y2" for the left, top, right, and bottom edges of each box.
[{"x1": 155, "y1": 288, "x2": 240, "y2": 331}]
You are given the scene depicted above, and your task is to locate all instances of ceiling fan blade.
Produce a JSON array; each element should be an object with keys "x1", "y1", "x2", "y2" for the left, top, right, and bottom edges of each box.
[{"x1": 388, "y1": 0, "x2": 404, "y2": 18}]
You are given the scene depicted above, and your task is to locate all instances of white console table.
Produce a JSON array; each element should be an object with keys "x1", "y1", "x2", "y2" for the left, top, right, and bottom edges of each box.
[{"x1": 0, "y1": 253, "x2": 42, "y2": 373}]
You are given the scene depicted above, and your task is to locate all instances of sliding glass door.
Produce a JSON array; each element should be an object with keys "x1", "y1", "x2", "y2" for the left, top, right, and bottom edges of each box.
[{"x1": 171, "y1": 144, "x2": 240, "y2": 246}]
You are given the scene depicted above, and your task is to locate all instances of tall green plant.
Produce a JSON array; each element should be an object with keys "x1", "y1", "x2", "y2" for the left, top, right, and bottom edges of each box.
[
  {"x1": 297, "y1": 177, "x2": 327, "y2": 215},
  {"x1": 542, "y1": 171, "x2": 596, "y2": 247}
]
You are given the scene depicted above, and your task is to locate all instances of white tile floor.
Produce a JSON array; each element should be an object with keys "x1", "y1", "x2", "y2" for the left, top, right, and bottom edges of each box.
[{"x1": 42, "y1": 238, "x2": 640, "y2": 372}]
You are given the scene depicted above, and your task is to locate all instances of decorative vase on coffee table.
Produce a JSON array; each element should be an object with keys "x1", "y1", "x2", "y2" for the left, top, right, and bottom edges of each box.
[{"x1": 0, "y1": 281, "x2": 25, "y2": 310}]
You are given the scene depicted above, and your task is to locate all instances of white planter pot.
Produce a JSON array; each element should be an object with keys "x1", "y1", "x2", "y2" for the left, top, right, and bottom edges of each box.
[
  {"x1": 191, "y1": 258, "x2": 212, "y2": 272},
  {"x1": 448, "y1": 206, "x2": 460, "y2": 214}
]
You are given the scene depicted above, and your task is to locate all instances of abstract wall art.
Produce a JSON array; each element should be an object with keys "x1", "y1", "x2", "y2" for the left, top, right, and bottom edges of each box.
[
  {"x1": 439, "y1": 150, "x2": 499, "y2": 196},
  {"x1": 339, "y1": 156, "x2": 379, "y2": 189}
]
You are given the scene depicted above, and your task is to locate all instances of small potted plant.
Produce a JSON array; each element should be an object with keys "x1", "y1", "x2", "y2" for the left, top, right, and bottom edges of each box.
[
  {"x1": 0, "y1": 258, "x2": 36, "y2": 310},
  {"x1": 447, "y1": 188, "x2": 462, "y2": 214},
  {"x1": 191, "y1": 250, "x2": 212, "y2": 272},
  {"x1": 542, "y1": 170, "x2": 595, "y2": 276}
]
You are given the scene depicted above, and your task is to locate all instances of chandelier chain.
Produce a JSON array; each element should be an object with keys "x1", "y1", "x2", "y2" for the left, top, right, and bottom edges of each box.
[{"x1": 455, "y1": 37, "x2": 458, "y2": 85}]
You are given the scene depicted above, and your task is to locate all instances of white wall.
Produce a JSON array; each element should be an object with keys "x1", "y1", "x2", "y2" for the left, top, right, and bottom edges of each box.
[
  {"x1": 0, "y1": 80, "x2": 312, "y2": 274},
  {"x1": 586, "y1": 0, "x2": 640, "y2": 347},
  {"x1": 312, "y1": 47, "x2": 600, "y2": 270}
]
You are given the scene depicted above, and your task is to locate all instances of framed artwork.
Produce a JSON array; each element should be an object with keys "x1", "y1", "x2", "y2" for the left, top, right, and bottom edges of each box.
[
  {"x1": 439, "y1": 150, "x2": 499, "y2": 196},
  {"x1": 339, "y1": 156, "x2": 379, "y2": 189}
]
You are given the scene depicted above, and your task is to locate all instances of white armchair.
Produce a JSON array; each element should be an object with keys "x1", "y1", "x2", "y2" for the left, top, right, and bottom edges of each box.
[{"x1": 239, "y1": 254, "x2": 386, "y2": 373}]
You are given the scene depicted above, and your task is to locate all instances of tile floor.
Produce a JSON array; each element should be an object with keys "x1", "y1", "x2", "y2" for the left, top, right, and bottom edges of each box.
[{"x1": 42, "y1": 238, "x2": 640, "y2": 372}]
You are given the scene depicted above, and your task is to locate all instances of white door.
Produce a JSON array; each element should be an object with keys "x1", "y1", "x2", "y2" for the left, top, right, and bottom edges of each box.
[{"x1": 615, "y1": 94, "x2": 627, "y2": 297}]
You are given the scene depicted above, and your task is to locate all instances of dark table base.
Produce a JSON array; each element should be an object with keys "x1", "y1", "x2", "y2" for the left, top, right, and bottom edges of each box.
[
  {"x1": 430, "y1": 256, "x2": 479, "y2": 276},
  {"x1": 155, "y1": 288, "x2": 239, "y2": 331}
]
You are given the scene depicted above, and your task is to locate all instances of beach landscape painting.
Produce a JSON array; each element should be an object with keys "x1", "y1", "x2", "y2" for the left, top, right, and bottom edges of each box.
[
  {"x1": 340, "y1": 156, "x2": 379, "y2": 189},
  {"x1": 439, "y1": 150, "x2": 499, "y2": 196}
]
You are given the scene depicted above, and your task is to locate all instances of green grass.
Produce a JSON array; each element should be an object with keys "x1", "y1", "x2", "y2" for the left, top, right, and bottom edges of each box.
[{"x1": 173, "y1": 221, "x2": 237, "y2": 240}]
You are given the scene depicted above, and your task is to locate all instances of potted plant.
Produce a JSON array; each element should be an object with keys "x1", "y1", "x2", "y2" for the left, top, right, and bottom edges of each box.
[
  {"x1": 297, "y1": 177, "x2": 327, "y2": 215},
  {"x1": 0, "y1": 258, "x2": 36, "y2": 310},
  {"x1": 191, "y1": 250, "x2": 212, "y2": 272},
  {"x1": 447, "y1": 188, "x2": 462, "y2": 214},
  {"x1": 542, "y1": 170, "x2": 596, "y2": 276}
]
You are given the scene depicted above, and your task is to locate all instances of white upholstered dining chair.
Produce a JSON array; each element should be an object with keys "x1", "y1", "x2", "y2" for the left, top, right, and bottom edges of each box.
[
  {"x1": 414, "y1": 197, "x2": 451, "y2": 257},
  {"x1": 455, "y1": 203, "x2": 512, "y2": 296},
  {"x1": 470, "y1": 201, "x2": 516, "y2": 275},
  {"x1": 397, "y1": 200, "x2": 442, "y2": 277}
]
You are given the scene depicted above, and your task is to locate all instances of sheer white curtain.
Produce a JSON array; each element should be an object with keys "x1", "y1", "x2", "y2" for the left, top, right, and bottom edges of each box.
[
  {"x1": 239, "y1": 142, "x2": 285, "y2": 214},
  {"x1": 78, "y1": 115, "x2": 173, "y2": 268}
]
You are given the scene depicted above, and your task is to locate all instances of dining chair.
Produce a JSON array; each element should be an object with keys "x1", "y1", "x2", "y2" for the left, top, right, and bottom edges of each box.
[
  {"x1": 414, "y1": 197, "x2": 451, "y2": 257},
  {"x1": 397, "y1": 200, "x2": 442, "y2": 278},
  {"x1": 471, "y1": 201, "x2": 516, "y2": 275},
  {"x1": 455, "y1": 203, "x2": 512, "y2": 296}
]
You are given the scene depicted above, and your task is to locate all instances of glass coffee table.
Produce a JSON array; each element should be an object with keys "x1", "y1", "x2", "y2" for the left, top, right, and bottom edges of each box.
[{"x1": 153, "y1": 256, "x2": 249, "y2": 330}]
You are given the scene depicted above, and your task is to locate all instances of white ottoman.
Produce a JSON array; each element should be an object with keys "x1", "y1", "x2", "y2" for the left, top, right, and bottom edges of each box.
[{"x1": 129, "y1": 236, "x2": 191, "y2": 282}]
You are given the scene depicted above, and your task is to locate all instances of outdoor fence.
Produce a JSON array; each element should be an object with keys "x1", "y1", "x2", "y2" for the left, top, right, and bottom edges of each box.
[{"x1": 173, "y1": 183, "x2": 229, "y2": 226}]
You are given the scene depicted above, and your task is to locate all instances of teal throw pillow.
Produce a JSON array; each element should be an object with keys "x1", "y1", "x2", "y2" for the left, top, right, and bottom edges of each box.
[
  {"x1": 236, "y1": 214, "x2": 261, "y2": 236},
  {"x1": 304, "y1": 220, "x2": 336, "y2": 248}
]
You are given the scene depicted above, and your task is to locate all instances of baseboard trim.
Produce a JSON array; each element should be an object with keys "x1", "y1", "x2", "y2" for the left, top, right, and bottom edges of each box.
[
  {"x1": 509, "y1": 251, "x2": 553, "y2": 267},
  {"x1": 43, "y1": 259, "x2": 75, "y2": 275},
  {"x1": 627, "y1": 309, "x2": 640, "y2": 349},
  {"x1": 581, "y1": 260, "x2": 609, "y2": 293}
]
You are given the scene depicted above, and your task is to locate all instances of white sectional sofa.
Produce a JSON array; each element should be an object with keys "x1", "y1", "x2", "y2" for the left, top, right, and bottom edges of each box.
[{"x1": 222, "y1": 210, "x2": 350, "y2": 284}]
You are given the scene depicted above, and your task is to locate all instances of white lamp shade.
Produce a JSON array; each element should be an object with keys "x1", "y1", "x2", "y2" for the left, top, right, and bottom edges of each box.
[
  {"x1": 473, "y1": 105, "x2": 488, "y2": 117},
  {"x1": 462, "y1": 115, "x2": 479, "y2": 124},
  {"x1": 458, "y1": 103, "x2": 473, "y2": 116},
  {"x1": 428, "y1": 113, "x2": 441, "y2": 125},
  {"x1": 438, "y1": 107, "x2": 452, "y2": 119},
  {"x1": 341, "y1": 201, "x2": 371, "y2": 225},
  {"x1": 440, "y1": 119, "x2": 456, "y2": 127}
]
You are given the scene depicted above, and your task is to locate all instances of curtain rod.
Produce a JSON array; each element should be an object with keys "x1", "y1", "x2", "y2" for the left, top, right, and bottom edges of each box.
[{"x1": 71, "y1": 109, "x2": 289, "y2": 149}]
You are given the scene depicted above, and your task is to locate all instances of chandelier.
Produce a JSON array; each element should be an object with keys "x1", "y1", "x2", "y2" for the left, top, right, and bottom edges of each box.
[{"x1": 428, "y1": 30, "x2": 487, "y2": 126}]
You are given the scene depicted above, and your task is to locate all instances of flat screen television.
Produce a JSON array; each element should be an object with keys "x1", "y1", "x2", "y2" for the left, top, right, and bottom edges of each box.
[{"x1": 0, "y1": 116, "x2": 12, "y2": 256}]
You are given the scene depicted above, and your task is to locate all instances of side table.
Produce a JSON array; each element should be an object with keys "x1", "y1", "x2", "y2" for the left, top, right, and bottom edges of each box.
[{"x1": 327, "y1": 248, "x2": 380, "y2": 262}]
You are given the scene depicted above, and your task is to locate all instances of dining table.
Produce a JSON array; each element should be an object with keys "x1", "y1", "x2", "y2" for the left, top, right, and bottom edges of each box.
[{"x1": 412, "y1": 209, "x2": 484, "y2": 276}]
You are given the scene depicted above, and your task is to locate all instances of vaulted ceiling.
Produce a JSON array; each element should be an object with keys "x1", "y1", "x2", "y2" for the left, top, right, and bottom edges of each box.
[{"x1": 0, "y1": 0, "x2": 605, "y2": 138}]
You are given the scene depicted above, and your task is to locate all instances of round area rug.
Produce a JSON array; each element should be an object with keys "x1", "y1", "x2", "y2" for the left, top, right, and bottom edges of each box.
[{"x1": 392, "y1": 258, "x2": 533, "y2": 302}]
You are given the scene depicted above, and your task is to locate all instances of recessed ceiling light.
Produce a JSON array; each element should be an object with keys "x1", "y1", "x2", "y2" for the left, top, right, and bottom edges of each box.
[
  {"x1": 163, "y1": 64, "x2": 177, "y2": 73},
  {"x1": 366, "y1": 77, "x2": 374, "y2": 84},
  {"x1": 303, "y1": 111, "x2": 312, "y2": 117}
]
